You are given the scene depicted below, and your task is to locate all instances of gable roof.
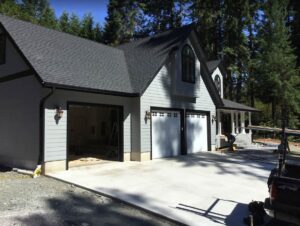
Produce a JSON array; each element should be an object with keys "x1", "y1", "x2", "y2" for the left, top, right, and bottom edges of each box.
[
  {"x1": 117, "y1": 25, "x2": 193, "y2": 94},
  {"x1": 0, "y1": 14, "x2": 135, "y2": 96},
  {"x1": 0, "y1": 14, "x2": 223, "y2": 105},
  {"x1": 220, "y1": 99, "x2": 260, "y2": 112},
  {"x1": 206, "y1": 60, "x2": 221, "y2": 73}
]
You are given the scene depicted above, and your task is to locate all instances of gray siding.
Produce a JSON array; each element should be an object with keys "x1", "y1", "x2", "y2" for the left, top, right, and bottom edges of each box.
[
  {"x1": 44, "y1": 109, "x2": 67, "y2": 161},
  {"x1": 0, "y1": 76, "x2": 44, "y2": 169},
  {"x1": 44, "y1": 90, "x2": 136, "y2": 162},
  {"x1": 140, "y1": 39, "x2": 216, "y2": 153},
  {"x1": 0, "y1": 36, "x2": 29, "y2": 77}
]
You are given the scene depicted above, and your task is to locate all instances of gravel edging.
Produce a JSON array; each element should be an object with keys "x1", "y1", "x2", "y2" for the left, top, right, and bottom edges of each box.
[{"x1": 0, "y1": 170, "x2": 180, "y2": 226}]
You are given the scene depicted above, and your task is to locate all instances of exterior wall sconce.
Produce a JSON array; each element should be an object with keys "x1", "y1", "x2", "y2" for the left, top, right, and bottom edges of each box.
[
  {"x1": 55, "y1": 106, "x2": 64, "y2": 119},
  {"x1": 145, "y1": 110, "x2": 151, "y2": 123},
  {"x1": 211, "y1": 115, "x2": 216, "y2": 124}
]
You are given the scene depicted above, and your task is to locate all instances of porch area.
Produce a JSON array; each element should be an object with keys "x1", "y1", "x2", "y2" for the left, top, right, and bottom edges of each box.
[{"x1": 216, "y1": 99, "x2": 260, "y2": 149}]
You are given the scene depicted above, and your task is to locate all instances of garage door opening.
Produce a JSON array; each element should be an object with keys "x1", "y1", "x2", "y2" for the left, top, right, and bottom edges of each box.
[{"x1": 67, "y1": 103, "x2": 123, "y2": 168}]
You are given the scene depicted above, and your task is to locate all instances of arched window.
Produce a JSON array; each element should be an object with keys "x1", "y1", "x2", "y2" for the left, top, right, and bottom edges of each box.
[
  {"x1": 214, "y1": 75, "x2": 221, "y2": 95},
  {"x1": 182, "y1": 44, "x2": 195, "y2": 83}
]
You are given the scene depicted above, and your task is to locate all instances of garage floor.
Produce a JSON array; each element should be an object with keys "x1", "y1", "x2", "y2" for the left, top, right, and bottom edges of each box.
[{"x1": 49, "y1": 150, "x2": 278, "y2": 226}]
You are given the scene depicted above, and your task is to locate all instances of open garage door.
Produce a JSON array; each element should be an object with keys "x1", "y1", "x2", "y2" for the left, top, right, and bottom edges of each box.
[
  {"x1": 151, "y1": 109, "x2": 181, "y2": 159},
  {"x1": 67, "y1": 103, "x2": 123, "y2": 168},
  {"x1": 186, "y1": 112, "x2": 208, "y2": 153}
]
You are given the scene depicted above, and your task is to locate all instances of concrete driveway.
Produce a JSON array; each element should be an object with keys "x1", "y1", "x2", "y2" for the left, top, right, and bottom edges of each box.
[{"x1": 50, "y1": 150, "x2": 277, "y2": 226}]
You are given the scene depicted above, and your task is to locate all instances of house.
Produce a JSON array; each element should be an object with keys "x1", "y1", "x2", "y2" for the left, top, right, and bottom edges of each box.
[{"x1": 0, "y1": 15, "x2": 259, "y2": 173}]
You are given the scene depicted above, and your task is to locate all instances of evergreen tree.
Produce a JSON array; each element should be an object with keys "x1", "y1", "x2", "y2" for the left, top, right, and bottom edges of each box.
[
  {"x1": 69, "y1": 13, "x2": 81, "y2": 36},
  {"x1": 80, "y1": 13, "x2": 94, "y2": 40},
  {"x1": 103, "y1": 0, "x2": 141, "y2": 45},
  {"x1": 254, "y1": 0, "x2": 300, "y2": 127},
  {"x1": 289, "y1": 0, "x2": 300, "y2": 66},
  {"x1": 140, "y1": 0, "x2": 186, "y2": 34},
  {"x1": 0, "y1": 0, "x2": 33, "y2": 21},
  {"x1": 38, "y1": 7, "x2": 57, "y2": 29},
  {"x1": 93, "y1": 23, "x2": 103, "y2": 42},
  {"x1": 103, "y1": 0, "x2": 122, "y2": 45},
  {"x1": 244, "y1": 0, "x2": 261, "y2": 107},
  {"x1": 189, "y1": 0, "x2": 222, "y2": 59},
  {"x1": 58, "y1": 11, "x2": 70, "y2": 33},
  {"x1": 21, "y1": 0, "x2": 51, "y2": 23}
]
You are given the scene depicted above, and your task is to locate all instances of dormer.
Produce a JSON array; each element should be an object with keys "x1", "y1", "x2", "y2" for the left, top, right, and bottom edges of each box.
[
  {"x1": 171, "y1": 38, "x2": 201, "y2": 98},
  {"x1": 207, "y1": 60, "x2": 224, "y2": 98}
]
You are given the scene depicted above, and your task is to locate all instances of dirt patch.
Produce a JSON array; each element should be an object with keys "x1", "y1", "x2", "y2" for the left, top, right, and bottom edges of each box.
[
  {"x1": 254, "y1": 138, "x2": 300, "y2": 154},
  {"x1": 0, "y1": 170, "x2": 179, "y2": 226}
]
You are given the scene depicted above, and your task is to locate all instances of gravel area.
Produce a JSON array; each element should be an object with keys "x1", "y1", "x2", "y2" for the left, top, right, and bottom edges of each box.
[{"x1": 0, "y1": 168, "x2": 179, "y2": 226}]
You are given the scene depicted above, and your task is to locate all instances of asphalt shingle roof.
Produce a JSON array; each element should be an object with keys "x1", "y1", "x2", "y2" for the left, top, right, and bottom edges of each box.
[
  {"x1": 0, "y1": 14, "x2": 227, "y2": 107},
  {"x1": 0, "y1": 14, "x2": 135, "y2": 95},
  {"x1": 206, "y1": 60, "x2": 221, "y2": 73},
  {"x1": 220, "y1": 99, "x2": 260, "y2": 112},
  {"x1": 117, "y1": 25, "x2": 194, "y2": 93}
]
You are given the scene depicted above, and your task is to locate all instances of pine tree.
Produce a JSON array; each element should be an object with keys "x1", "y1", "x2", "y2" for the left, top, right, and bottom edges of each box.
[
  {"x1": 140, "y1": 0, "x2": 186, "y2": 34},
  {"x1": 38, "y1": 7, "x2": 57, "y2": 29},
  {"x1": 103, "y1": 0, "x2": 140, "y2": 45},
  {"x1": 103, "y1": 0, "x2": 121, "y2": 45},
  {"x1": 58, "y1": 11, "x2": 70, "y2": 33},
  {"x1": 69, "y1": 13, "x2": 81, "y2": 36},
  {"x1": 93, "y1": 23, "x2": 103, "y2": 42},
  {"x1": 21, "y1": 0, "x2": 48, "y2": 21},
  {"x1": 254, "y1": 0, "x2": 300, "y2": 127},
  {"x1": 0, "y1": 0, "x2": 33, "y2": 21},
  {"x1": 189, "y1": 0, "x2": 222, "y2": 59},
  {"x1": 244, "y1": 0, "x2": 260, "y2": 107},
  {"x1": 289, "y1": 0, "x2": 300, "y2": 66},
  {"x1": 80, "y1": 13, "x2": 94, "y2": 40}
]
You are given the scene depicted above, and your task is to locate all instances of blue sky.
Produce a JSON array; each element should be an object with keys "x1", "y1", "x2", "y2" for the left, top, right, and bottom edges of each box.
[{"x1": 50, "y1": 0, "x2": 108, "y2": 25}]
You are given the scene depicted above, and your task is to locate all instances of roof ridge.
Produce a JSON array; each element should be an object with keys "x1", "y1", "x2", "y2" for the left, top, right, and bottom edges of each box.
[
  {"x1": 0, "y1": 13, "x2": 123, "y2": 53},
  {"x1": 117, "y1": 23, "x2": 195, "y2": 48}
]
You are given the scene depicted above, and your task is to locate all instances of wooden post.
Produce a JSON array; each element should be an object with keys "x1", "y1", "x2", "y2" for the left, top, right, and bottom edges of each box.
[
  {"x1": 241, "y1": 112, "x2": 246, "y2": 134},
  {"x1": 235, "y1": 112, "x2": 239, "y2": 134},
  {"x1": 217, "y1": 110, "x2": 222, "y2": 135},
  {"x1": 231, "y1": 111, "x2": 235, "y2": 134},
  {"x1": 249, "y1": 112, "x2": 252, "y2": 134}
]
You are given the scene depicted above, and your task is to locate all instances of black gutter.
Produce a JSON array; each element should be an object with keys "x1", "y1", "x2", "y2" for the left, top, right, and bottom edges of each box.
[
  {"x1": 38, "y1": 87, "x2": 55, "y2": 165},
  {"x1": 44, "y1": 83, "x2": 139, "y2": 97}
]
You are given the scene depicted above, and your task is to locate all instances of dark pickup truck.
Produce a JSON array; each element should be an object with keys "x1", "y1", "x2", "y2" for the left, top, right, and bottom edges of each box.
[{"x1": 264, "y1": 156, "x2": 300, "y2": 225}]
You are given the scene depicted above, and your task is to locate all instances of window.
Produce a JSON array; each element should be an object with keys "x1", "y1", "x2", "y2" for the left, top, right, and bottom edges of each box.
[
  {"x1": 214, "y1": 75, "x2": 221, "y2": 95},
  {"x1": 182, "y1": 44, "x2": 195, "y2": 83},
  {"x1": 0, "y1": 33, "x2": 5, "y2": 65}
]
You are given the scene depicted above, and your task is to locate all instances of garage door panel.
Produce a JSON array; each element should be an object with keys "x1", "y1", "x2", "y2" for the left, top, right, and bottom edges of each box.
[
  {"x1": 187, "y1": 113, "x2": 208, "y2": 154},
  {"x1": 151, "y1": 110, "x2": 181, "y2": 159}
]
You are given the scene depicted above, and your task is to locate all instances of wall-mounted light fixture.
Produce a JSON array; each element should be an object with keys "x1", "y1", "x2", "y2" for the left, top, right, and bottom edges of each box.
[
  {"x1": 145, "y1": 110, "x2": 151, "y2": 123},
  {"x1": 211, "y1": 115, "x2": 216, "y2": 124},
  {"x1": 55, "y1": 106, "x2": 64, "y2": 119}
]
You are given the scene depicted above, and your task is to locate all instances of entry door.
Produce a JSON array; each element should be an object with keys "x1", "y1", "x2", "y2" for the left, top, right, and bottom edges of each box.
[
  {"x1": 186, "y1": 112, "x2": 208, "y2": 153},
  {"x1": 151, "y1": 110, "x2": 181, "y2": 159}
]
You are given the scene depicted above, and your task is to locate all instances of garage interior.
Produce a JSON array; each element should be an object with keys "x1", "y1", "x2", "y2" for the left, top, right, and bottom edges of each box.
[{"x1": 68, "y1": 104, "x2": 121, "y2": 168}]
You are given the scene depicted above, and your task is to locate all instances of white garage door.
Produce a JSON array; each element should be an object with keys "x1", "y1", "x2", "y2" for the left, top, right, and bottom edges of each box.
[
  {"x1": 186, "y1": 112, "x2": 208, "y2": 154},
  {"x1": 151, "y1": 110, "x2": 181, "y2": 159}
]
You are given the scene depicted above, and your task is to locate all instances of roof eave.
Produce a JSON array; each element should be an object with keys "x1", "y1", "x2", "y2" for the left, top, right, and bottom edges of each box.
[
  {"x1": 217, "y1": 106, "x2": 261, "y2": 113},
  {"x1": 44, "y1": 82, "x2": 139, "y2": 97}
]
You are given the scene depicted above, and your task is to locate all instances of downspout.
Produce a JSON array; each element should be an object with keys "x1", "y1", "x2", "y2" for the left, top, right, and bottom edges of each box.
[{"x1": 38, "y1": 87, "x2": 55, "y2": 166}]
